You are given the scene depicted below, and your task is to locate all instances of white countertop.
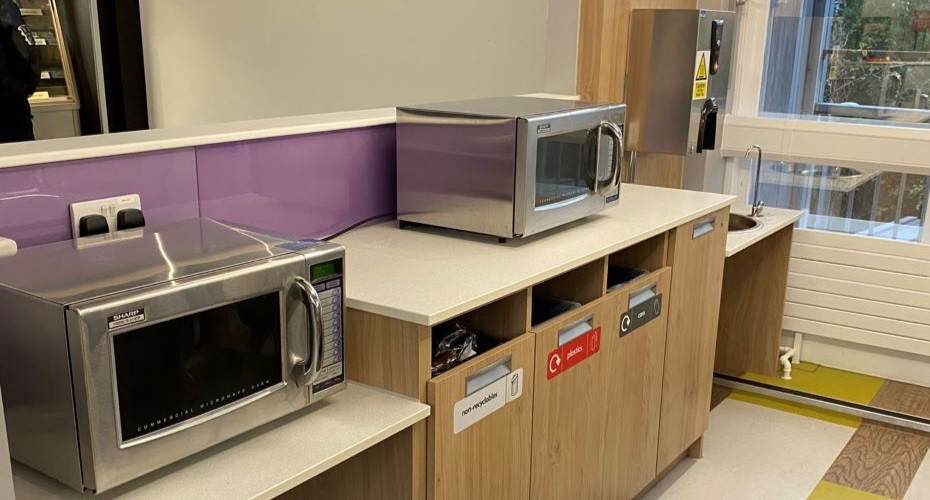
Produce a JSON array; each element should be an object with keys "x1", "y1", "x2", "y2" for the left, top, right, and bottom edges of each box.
[
  {"x1": 335, "y1": 185, "x2": 735, "y2": 326},
  {"x1": 725, "y1": 205, "x2": 804, "y2": 257},
  {"x1": 0, "y1": 108, "x2": 396, "y2": 170},
  {"x1": 13, "y1": 383, "x2": 429, "y2": 500}
]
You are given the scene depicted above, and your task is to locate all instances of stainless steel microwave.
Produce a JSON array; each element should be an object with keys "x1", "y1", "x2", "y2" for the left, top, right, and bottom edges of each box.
[
  {"x1": 0, "y1": 219, "x2": 346, "y2": 493},
  {"x1": 397, "y1": 97, "x2": 626, "y2": 240}
]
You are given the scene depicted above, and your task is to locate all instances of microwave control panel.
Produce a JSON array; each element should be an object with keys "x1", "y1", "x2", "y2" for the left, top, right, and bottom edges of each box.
[{"x1": 310, "y1": 259, "x2": 345, "y2": 394}]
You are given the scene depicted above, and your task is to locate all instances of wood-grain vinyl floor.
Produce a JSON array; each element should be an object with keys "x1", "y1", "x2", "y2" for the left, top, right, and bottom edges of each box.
[
  {"x1": 871, "y1": 380, "x2": 930, "y2": 420},
  {"x1": 822, "y1": 422, "x2": 930, "y2": 500},
  {"x1": 648, "y1": 390, "x2": 930, "y2": 499}
]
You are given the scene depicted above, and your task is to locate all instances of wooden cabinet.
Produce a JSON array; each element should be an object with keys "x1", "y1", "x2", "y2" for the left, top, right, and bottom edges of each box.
[
  {"x1": 602, "y1": 268, "x2": 671, "y2": 499},
  {"x1": 334, "y1": 209, "x2": 730, "y2": 500},
  {"x1": 657, "y1": 207, "x2": 729, "y2": 471},
  {"x1": 530, "y1": 266, "x2": 672, "y2": 500},
  {"x1": 427, "y1": 334, "x2": 535, "y2": 500},
  {"x1": 716, "y1": 225, "x2": 794, "y2": 377},
  {"x1": 577, "y1": 0, "x2": 700, "y2": 189},
  {"x1": 529, "y1": 297, "x2": 615, "y2": 500}
]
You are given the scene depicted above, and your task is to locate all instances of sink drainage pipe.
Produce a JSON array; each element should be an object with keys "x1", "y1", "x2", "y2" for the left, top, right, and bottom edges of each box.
[
  {"x1": 778, "y1": 346, "x2": 795, "y2": 380},
  {"x1": 792, "y1": 332, "x2": 803, "y2": 365}
]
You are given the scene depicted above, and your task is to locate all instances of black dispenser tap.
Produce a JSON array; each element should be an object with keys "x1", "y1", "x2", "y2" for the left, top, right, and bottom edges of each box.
[{"x1": 696, "y1": 97, "x2": 718, "y2": 153}]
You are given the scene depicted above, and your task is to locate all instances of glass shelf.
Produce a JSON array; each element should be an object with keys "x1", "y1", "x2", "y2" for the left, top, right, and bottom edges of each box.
[{"x1": 16, "y1": 0, "x2": 77, "y2": 104}]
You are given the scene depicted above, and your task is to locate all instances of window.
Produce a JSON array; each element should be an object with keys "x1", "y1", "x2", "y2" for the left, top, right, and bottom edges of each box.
[
  {"x1": 760, "y1": 0, "x2": 930, "y2": 125},
  {"x1": 750, "y1": 159, "x2": 929, "y2": 241}
]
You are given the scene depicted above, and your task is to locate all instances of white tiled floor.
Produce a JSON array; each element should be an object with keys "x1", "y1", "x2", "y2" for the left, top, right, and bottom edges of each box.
[
  {"x1": 642, "y1": 399, "x2": 856, "y2": 500},
  {"x1": 905, "y1": 454, "x2": 930, "y2": 500}
]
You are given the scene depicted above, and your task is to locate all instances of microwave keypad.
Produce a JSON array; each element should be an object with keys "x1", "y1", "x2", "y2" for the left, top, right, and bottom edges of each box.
[{"x1": 313, "y1": 277, "x2": 345, "y2": 393}]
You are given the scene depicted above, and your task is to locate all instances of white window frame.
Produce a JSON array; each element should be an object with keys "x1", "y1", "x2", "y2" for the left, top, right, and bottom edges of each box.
[{"x1": 722, "y1": 0, "x2": 930, "y2": 244}]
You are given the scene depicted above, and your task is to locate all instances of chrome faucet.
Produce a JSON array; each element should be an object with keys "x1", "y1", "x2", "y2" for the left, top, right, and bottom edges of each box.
[{"x1": 745, "y1": 144, "x2": 765, "y2": 218}]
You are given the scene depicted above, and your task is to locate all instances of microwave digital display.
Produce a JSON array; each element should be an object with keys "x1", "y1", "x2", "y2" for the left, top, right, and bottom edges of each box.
[
  {"x1": 311, "y1": 260, "x2": 341, "y2": 282},
  {"x1": 111, "y1": 292, "x2": 283, "y2": 443}
]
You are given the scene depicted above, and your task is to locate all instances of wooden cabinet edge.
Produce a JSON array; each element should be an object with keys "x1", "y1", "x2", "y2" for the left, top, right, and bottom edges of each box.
[
  {"x1": 716, "y1": 224, "x2": 795, "y2": 377},
  {"x1": 427, "y1": 334, "x2": 536, "y2": 500},
  {"x1": 344, "y1": 309, "x2": 431, "y2": 500},
  {"x1": 656, "y1": 207, "x2": 729, "y2": 472}
]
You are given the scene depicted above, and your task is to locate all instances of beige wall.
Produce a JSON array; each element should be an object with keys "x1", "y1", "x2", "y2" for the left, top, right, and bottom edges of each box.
[
  {"x1": 140, "y1": 0, "x2": 555, "y2": 128},
  {"x1": 545, "y1": 0, "x2": 581, "y2": 95}
]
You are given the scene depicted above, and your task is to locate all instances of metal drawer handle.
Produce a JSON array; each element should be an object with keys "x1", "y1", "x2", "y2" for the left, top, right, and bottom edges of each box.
[
  {"x1": 465, "y1": 357, "x2": 512, "y2": 396},
  {"x1": 558, "y1": 314, "x2": 594, "y2": 347},
  {"x1": 692, "y1": 216, "x2": 717, "y2": 239},
  {"x1": 630, "y1": 284, "x2": 658, "y2": 309}
]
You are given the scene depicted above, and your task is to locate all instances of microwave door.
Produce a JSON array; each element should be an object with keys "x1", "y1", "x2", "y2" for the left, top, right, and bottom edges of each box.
[
  {"x1": 65, "y1": 258, "x2": 308, "y2": 492},
  {"x1": 517, "y1": 112, "x2": 612, "y2": 238},
  {"x1": 108, "y1": 291, "x2": 288, "y2": 445}
]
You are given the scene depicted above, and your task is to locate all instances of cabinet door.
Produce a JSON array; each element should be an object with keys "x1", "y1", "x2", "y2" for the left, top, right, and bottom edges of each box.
[
  {"x1": 530, "y1": 297, "x2": 616, "y2": 500},
  {"x1": 427, "y1": 333, "x2": 535, "y2": 500},
  {"x1": 602, "y1": 268, "x2": 670, "y2": 499},
  {"x1": 657, "y1": 208, "x2": 728, "y2": 471}
]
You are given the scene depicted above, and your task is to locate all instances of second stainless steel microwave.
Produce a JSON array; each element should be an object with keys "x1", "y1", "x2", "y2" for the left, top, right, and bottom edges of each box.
[
  {"x1": 397, "y1": 97, "x2": 626, "y2": 240},
  {"x1": 0, "y1": 219, "x2": 346, "y2": 493}
]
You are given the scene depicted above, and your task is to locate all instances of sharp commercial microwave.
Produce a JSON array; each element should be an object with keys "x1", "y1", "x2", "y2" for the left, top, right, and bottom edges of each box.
[
  {"x1": 397, "y1": 96, "x2": 626, "y2": 241},
  {"x1": 0, "y1": 219, "x2": 346, "y2": 493}
]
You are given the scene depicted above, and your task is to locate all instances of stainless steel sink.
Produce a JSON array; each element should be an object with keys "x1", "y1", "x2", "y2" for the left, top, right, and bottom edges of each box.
[
  {"x1": 728, "y1": 213, "x2": 761, "y2": 232},
  {"x1": 770, "y1": 163, "x2": 862, "y2": 179}
]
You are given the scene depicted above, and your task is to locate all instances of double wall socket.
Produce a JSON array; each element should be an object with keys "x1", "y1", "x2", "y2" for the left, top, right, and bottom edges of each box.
[{"x1": 70, "y1": 194, "x2": 142, "y2": 239}]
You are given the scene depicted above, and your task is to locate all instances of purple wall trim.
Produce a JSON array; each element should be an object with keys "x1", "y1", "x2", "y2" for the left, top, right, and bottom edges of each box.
[
  {"x1": 0, "y1": 149, "x2": 200, "y2": 248},
  {"x1": 196, "y1": 125, "x2": 396, "y2": 239}
]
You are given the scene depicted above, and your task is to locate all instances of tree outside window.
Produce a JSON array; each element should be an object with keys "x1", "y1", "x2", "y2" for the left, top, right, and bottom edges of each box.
[{"x1": 823, "y1": 0, "x2": 930, "y2": 110}]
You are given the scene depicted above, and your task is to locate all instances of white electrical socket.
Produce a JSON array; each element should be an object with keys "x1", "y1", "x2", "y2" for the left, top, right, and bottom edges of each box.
[{"x1": 70, "y1": 194, "x2": 142, "y2": 239}]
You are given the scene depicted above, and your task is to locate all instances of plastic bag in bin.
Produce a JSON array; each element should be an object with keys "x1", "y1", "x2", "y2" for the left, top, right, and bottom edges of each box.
[{"x1": 431, "y1": 323, "x2": 478, "y2": 376}]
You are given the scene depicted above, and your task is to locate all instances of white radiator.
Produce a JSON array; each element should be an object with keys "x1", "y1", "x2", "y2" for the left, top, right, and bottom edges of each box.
[{"x1": 784, "y1": 229, "x2": 930, "y2": 383}]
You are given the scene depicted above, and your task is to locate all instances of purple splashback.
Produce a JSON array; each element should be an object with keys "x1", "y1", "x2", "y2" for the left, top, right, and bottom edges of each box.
[
  {"x1": 196, "y1": 125, "x2": 396, "y2": 238},
  {"x1": 0, "y1": 125, "x2": 397, "y2": 250},
  {"x1": 0, "y1": 149, "x2": 200, "y2": 247}
]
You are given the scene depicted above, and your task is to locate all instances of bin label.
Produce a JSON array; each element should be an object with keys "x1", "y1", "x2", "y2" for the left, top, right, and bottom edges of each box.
[
  {"x1": 453, "y1": 368, "x2": 523, "y2": 434},
  {"x1": 546, "y1": 327, "x2": 601, "y2": 380},
  {"x1": 506, "y1": 368, "x2": 524, "y2": 403}
]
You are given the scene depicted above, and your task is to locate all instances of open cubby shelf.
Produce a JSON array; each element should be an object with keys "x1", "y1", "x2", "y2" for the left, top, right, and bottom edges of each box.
[
  {"x1": 608, "y1": 233, "x2": 667, "y2": 274},
  {"x1": 607, "y1": 233, "x2": 668, "y2": 291},
  {"x1": 429, "y1": 232, "x2": 672, "y2": 375},
  {"x1": 430, "y1": 289, "x2": 529, "y2": 377}
]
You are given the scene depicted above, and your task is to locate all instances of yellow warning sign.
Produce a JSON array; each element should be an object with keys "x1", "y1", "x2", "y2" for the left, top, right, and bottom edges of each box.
[
  {"x1": 693, "y1": 81, "x2": 707, "y2": 100},
  {"x1": 692, "y1": 50, "x2": 710, "y2": 100},
  {"x1": 696, "y1": 55, "x2": 708, "y2": 81}
]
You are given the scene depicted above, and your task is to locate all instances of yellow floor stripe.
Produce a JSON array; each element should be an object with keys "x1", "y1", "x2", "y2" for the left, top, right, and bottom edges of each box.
[
  {"x1": 729, "y1": 390, "x2": 861, "y2": 428},
  {"x1": 742, "y1": 362, "x2": 885, "y2": 406},
  {"x1": 808, "y1": 481, "x2": 892, "y2": 500}
]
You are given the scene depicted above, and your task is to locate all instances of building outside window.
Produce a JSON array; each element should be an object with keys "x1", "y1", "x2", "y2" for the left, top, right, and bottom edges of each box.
[
  {"x1": 761, "y1": 0, "x2": 930, "y2": 125},
  {"x1": 738, "y1": 0, "x2": 930, "y2": 243}
]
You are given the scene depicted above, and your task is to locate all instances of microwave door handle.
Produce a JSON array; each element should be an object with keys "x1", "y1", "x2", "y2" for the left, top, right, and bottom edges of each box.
[
  {"x1": 600, "y1": 120, "x2": 624, "y2": 192},
  {"x1": 294, "y1": 277, "x2": 324, "y2": 388},
  {"x1": 583, "y1": 126, "x2": 603, "y2": 194},
  {"x1": 592, "y1": 123, "x2": 604, "y2": 194}
]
